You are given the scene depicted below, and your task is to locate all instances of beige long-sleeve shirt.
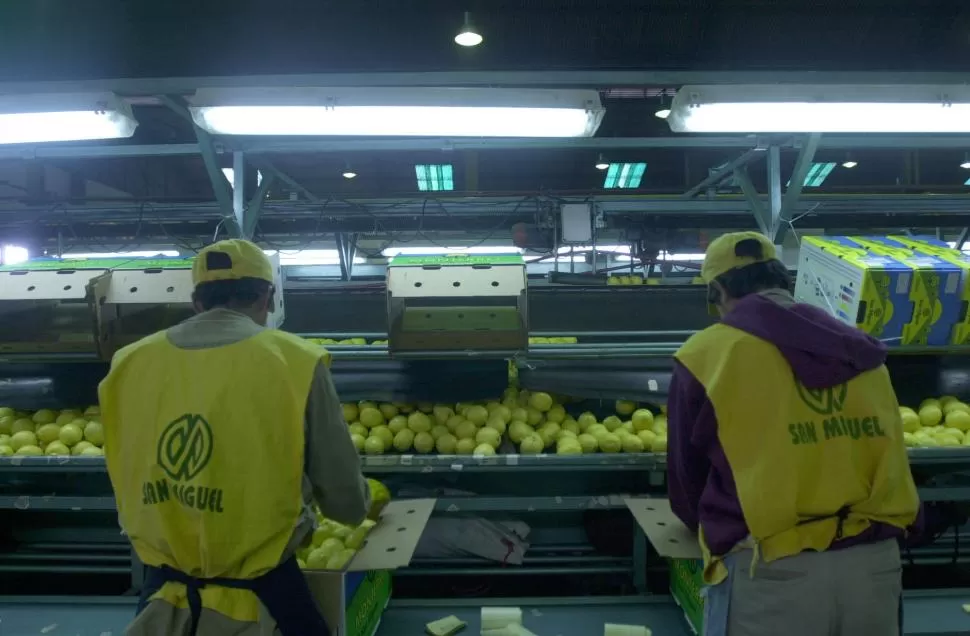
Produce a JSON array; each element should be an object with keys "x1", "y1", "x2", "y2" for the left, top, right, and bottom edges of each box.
[{"x1": 126, "y1": 308, "x2": 369, "y2": 636}]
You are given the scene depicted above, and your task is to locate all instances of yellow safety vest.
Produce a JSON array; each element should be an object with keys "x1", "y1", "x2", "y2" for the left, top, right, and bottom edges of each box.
[
  {"x1": 675, "y1": 323, "x2": 919, "y2": 584},
  {"x1": 98, "y1": 329, "x2": 328, "y2": 623}
]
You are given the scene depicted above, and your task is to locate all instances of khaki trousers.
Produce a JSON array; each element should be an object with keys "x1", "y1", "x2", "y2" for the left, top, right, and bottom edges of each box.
[{"x1": 705, "y1": 539, "x2": 902, "y2": 636}]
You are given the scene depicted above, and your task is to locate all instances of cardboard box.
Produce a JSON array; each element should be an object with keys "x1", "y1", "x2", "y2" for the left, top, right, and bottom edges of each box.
[
  {"x1": 344, "y1": 571, "x2": 392, "y2": 636},
  {"x1": 849, "y1": 237, "x2": 962, "y2": 345},
  {"x1": 669, "y1": 557, "x2": 704, "y2": 635},
  {"x1": 795, "y1": 236, "x2": 913, "y2": 342},
  {"x1": 305, "y1": 499, "x2": 434, "y2": 636},
  {"x1": 887, "y1": 235, "x2": 970, "y2": 344}
]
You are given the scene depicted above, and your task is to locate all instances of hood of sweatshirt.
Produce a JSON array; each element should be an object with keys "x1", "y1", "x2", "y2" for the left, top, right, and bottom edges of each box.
[{"x1": 721, "y1": 290, "x2": 888, "y2": 389}]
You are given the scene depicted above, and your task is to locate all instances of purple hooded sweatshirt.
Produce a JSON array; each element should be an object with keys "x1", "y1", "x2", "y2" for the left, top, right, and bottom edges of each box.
[{"x1": 667, "y1": 290, "x2": 919, "y2": 557}]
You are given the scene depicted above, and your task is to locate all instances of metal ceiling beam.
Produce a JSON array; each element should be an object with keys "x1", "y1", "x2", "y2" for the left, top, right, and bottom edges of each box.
[
  {"x1": 158, "y1": 94, "x2": 241, "y2": 236},
  {"x1": 683, "y1": 147, "x2": 767, "y2": 199},
  {"x1": 0, "y1": 137, "x2": 765, "y2": 160},
  {"x1": 8, "y1": 194, "x2": 970, "y2": 224},
  {"x1": 6, "y1": 70, "x2": 970, "y2": 95},
  {"x1": 255, "y1": 158, "x2": 325, "y2": 202},
  {"x1": 7, "y1": 134, "x2": 970, "y2": 161}
]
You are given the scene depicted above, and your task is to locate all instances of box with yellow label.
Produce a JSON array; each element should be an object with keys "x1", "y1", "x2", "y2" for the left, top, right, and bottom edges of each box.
[
  {"x1": 794, "y1": 236, "x2": 914, "y2": 344},
  {"x1": 848, "y1": 237, "x2": 962, "y2": 346},
  {"x1": 886, "y1": 235, "x2": 970, "y2": 344}
]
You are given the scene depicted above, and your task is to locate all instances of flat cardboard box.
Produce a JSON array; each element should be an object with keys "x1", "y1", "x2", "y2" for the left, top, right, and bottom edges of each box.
[
  {"x1": 305, "y1": 498, "x2": 435, "y2": 636},
  {"x1": 623, "y1": 497, "x2": 701, "y2": 559}
]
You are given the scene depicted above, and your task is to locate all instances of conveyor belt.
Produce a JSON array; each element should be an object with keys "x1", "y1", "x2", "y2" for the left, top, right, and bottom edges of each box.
[
  {"x1": 2, "y1": 592, "x2": 969, "y2": 635},
  {"x1": 374, "y1": 597, "x2": 690, "y2": 635}
]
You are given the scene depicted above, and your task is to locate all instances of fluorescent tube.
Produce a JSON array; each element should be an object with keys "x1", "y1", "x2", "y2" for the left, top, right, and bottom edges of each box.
[
  {"x1": 190, "y1": 88, "x2": 604, "y2": 137},
  {"x1": 668, "y1": 85, "x2": 970, "y2": 133},
  {"x1": 0, "y1": 93, "x2": 137, "y2": 144}
]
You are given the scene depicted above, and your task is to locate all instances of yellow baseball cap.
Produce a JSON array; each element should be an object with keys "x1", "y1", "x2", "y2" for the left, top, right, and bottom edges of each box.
[
  {"x1": 700, "y1": 231, "x2": 777, "y2": 283},
  {"x1": 192, "y1": 239, "x2": 274, "y2": 286}
]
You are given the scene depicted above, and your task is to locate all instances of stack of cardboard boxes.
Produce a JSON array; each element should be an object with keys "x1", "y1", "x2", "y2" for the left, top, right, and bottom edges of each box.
[{"x1": 794, "y1": 236, "x2": 966, "y2": 346}]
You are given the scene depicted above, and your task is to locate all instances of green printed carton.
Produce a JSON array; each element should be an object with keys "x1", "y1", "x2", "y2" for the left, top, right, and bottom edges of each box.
[
  {"x1": 887, "y1": 236, "x2": 970, "y2": 345},
  {"x1": 669, "y1": 558, "x2": 704, "y2": 634},
  {"x1": 850, "y1": 237, "x2": 962, "y2": 346}
]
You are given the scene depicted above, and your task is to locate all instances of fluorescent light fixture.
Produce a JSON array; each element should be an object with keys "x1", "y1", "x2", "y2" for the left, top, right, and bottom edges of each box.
[
  {"x1": 62, "y1": 250, "x2": 179, "y2": 259},
  {"x1": 793, "y1": 162, "x2": 837, "y2": 187},
  {"x1": 0, "y1": 93, "x2": 137, "y2": 144},
  {"x1": 616, "y1": 251, "x2": 706, "y2": 262},
  {"x1": 383, "y1": 246, "x2": 522, "y2": 257},
  {"x1": 455, "y1": 12, "x2": 483, "y2": 47},
  {"x1": 276, "y1": 250, "x2": 366, "y2": 266},
  {"x1": 964, "y1": 176, "x2": 970, "y2": 186},
  {"x1": 221, "y1": 168, "x2": 263, "y2": 186},
  {"x1": 415, "y1": 164, "x2": 455, "y2": 191},
  {"x1": 603, "y1": 163, "x2": 646, "y2": 189},
  {"x1": 189, "y1": 88, "x2": 604, "y2": 137},
  {"x1": 557, "y1": 245, "x2": 629, "y2": 254},
  {"x1": 2, "y1": 245, "x2": 28, "y2": 265},
  {"x1": 841, "y1": 160, "x2": 858, "y2": 168},
  {"x1": 668, "y1": 84, "x2": 970, "y2": 133}
]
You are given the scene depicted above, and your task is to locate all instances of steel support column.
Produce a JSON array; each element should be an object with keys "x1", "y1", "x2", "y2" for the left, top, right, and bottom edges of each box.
[
  {"x1": 336, "y1": 233, "x2": 359, "y2": 281},
  {"x1": 956, "y1": 228, "x2": 970, "y2": 251},
  {"x1": 232, "y1": 152, "x2": 245, "y2": 232},
  {"x1": 243, "y1": 172, "x2": 277, "y2": 239},
  {"x1": 733, "y1": 167, "x2": 769, "y2": 234},
  {"x1": 682, "y1": 147, "x2": 766, "y2": 199},
  {"x1": 767, "y1": 146, "x2": 783, "y2": 241},
  {"x1": 774, "y1": 134, "x2": 821, "y2": 243}
]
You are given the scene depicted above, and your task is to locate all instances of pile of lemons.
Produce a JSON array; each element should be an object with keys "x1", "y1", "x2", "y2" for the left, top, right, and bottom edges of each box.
[
  {"x1": 298, "y1": 514, "x2": 377, "y2": 571},
  {"x1": 901, "y1": 396, "x2": 970, "y2": 448},
  {"x1": 607, "y1": 275, "x2": 645, "y2": 285},
  {"x1": 0, "y1": 406, "x2": 104, "y2": 457},
  {"x1": 508, "y1": 394, "x2": 667, "y2": 455},
  {"x1": 344, "y1": 400, "x2": 506, "y2": 458},
  {"x1": 305, "y1": 337, "x2": 388, "y2": 345},
  {"x1": 528, "y1": 337, "x2": 579, "y2": 344},
  {"x1": 298, "y1": 478, "x2": 390, "y2": 571},
  {"x1": 344, "y1": 390, "x2": 668, "y2": 457}
]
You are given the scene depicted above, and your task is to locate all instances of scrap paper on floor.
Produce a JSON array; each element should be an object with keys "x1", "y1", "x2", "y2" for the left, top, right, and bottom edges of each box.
[{"x1": 425, "y1": 615, "x2": 467, "y2": 636}]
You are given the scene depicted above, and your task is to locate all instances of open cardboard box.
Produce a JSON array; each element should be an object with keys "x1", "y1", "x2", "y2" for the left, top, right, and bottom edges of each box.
[
  {"x1": 624, "y1": 498, "x2": 704, "y2": 634},
  {"x1": 305, "y1": 498, "x2": 435, "y2": 636},
  {"x1": 623, "y1": 497, "x2": 701, "y2": 559}
]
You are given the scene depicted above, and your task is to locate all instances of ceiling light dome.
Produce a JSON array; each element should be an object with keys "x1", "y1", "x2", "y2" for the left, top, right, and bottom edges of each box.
[{"x1": 455, "y1": 12, "x2": 483, "y2": 47}]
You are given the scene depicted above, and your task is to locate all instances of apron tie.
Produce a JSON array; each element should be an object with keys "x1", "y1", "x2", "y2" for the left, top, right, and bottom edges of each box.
[
  {"x1": 138, "y1": 556, "x2": 330, "y2": 636},
  {"x1": 797, "y1": 505, "x2": 852, "y2": 540}
]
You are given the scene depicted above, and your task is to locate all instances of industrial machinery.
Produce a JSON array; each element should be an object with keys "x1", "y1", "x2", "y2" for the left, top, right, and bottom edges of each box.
[{"x1": 1, "y1": 266, "x2": 969, "y2": 635}]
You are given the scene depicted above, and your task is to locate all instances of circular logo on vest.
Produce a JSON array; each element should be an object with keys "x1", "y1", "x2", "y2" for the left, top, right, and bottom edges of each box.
[
  {"x1": 157, "y1": 414, "x2": 213, "y2": 482},
  {"x1": 795, "y1": 382, "x2": 848, "y2": 415}
]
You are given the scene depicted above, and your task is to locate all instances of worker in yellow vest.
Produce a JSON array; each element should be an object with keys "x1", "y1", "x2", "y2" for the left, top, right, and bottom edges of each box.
[
  {"x1": 668, "y1": 232, "x2": 920, "y2": 636},
  {"x1": 99, "y1": 239, "x2": 370, "y2": 636}
]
